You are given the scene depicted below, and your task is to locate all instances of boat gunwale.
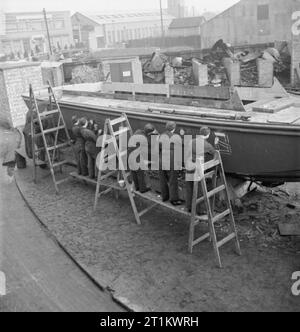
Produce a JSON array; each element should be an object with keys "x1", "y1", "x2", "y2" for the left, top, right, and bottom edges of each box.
[{"x1": 22, "y1": 95, "x2": 300, "y2": 136}]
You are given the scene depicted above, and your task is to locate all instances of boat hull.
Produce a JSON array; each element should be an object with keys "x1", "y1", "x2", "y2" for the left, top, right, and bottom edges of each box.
[{"x1": 23, "y1": 96, "x2": 300, "y2": 184}]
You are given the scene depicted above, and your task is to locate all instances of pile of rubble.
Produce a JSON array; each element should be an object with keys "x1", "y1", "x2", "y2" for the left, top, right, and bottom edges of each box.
[
  {"x1": 70, "y1": 64, "x2": 104, "y2": 84},
  {"x1": 141, "y1": 40, "x2": 291, "y2": 87}
]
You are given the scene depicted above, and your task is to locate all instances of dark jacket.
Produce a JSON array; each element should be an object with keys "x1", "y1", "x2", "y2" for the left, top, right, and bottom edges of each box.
[
  {"x1": 159, "y1": 130, "x2": 182, "y2": 171},
  {"x1": 185, "y1": 137, "x2": 216, "y2": 174},
  {"x1": 72, "y1": 125, "x2": 85, "y2": 148},
  {"x1": 81, "y1": 128, "x2": 98, "y2": 156}
]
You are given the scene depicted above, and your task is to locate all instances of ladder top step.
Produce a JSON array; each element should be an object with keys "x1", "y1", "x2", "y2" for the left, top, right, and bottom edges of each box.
[{"x1": 110, "y1": 116, "x2": 127, "y2": 126}]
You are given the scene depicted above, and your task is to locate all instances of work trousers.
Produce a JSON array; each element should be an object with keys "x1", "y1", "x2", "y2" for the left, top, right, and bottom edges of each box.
[
  {"x1": 132, "y1": 170, "x2": 148, "y2": 193},
  {"x1": 159, "y1": 170, "x2": 179, "y2": 202},
  {"x1": 74, "y1": 142, "x2": 88, "y2": 176},
  {"x1": 23, "y1": 131, "x2": 33, "y2": 159}
]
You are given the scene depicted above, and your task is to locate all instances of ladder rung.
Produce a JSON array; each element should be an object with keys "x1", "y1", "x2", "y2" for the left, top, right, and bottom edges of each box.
[
  {"x1": 204, "y1": 159, "x2": 221, "y2": 171},
  {"x1": 39, "y1": 109, "x2": 59, "y2": 117},
  {"x1": 55, "y1": 178, "x2": 69, "y2": 186},
  {"x1": 47, "y1": 142, "x2": 70, "y2": 151},
  {"x1": 106, "y1": 150, "x2": 128, "y2": 162},
  {"x1": 43, "y1": 126, "x2": 65, "y2": 134},
  {"x1": 104, "y1": 138, "x2": 116, "y2": 145},
  {"x1": 217, "y1": 233, "x2": 236, "y2": 249},
  {"x1": 98, "y1": 187, "x2": 113, "y2": 197},
  {"x1": 113, "y1": 127, "x2": 130, "y2": 137},
  {"x1": 196, "y1": 185, "x2": 225, "y2": 205},
  {"x1": 205, "y1": 170, "x2": 216, "y2": 179},
  {"x1": 208, "y1": 185, "x2": 226, "y2": 198},
  {"x1": 110, "y1": 116, "x2": 126, "y2": 126},
  {"x1": 100, "y1": 171, "x2": 117, "y2": 181},
  {"x1": 212, "y1": 209, "x2": 231, "y2": 224},
  {"x1": 52, "y1": 160, "x2": 69, "y2": 168},
  {"x1": 192, "y1": 232, "x2": 210, "y2": 247},
  {"x1": 139, "y1": 203, "x2": 158, "y2": 218}
]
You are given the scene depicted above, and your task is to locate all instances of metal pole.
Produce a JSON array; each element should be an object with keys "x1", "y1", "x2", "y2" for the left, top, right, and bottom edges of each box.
[
  {"x1": 43, "y1": 8, "x2": 53, "y2": 55},
  {"x1": 159, "y1": 0, "x2": 165, "y2": 47}
]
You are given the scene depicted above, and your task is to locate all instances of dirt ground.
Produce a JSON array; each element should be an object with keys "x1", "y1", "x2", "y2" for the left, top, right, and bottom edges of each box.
[
  {"x1": 0, "y1": 127, "x2": 123, "y2": 312},
  {"x1": 14, "y1": 156, "x2": 300, "y2": 312}
]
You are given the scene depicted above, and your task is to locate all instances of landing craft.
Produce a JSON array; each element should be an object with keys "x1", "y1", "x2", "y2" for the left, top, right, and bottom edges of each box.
[{"x1": 22, "y1": 82, "x2": 300, "y2": 186}]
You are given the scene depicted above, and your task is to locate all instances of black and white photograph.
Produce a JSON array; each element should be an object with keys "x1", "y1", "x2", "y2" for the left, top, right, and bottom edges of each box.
[{"x1": 0, "y1": 0, "x2": 299, "y2": 315}]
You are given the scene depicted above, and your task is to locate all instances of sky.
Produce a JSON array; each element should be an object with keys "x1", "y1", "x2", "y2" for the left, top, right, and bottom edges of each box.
[{"x1": 0, "y1": 0, "x2": 240, "y2": 14}]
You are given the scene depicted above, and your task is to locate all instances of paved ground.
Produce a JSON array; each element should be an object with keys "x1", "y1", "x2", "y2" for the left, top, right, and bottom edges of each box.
[
  {"x1": 0, "y1": 127, "x2": 124, "y2": 312},
  {"x1": 14, "y1": 155, "x2": 300, "y2": 311}
]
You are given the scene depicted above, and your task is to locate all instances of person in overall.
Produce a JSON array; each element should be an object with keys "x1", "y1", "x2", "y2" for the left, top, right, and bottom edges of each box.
[
  {"x1": 185, "y1": 126, "x2": 217, "y2": 214},
  {"x1": 23, "y1": 101, "x2": 54, "y2": 168},
  {"x1": 130, "y1": 124, "x2": 158, "y2": 194},
  {"x1": 81, "y1": 119, "x2": 103, "y2": 179},
  {"x1": 72, "y1": 116, "x2": 88, "y2": 176},
  {"x1": 158, "y1": 121, "x2": 184, "y2": 206}
]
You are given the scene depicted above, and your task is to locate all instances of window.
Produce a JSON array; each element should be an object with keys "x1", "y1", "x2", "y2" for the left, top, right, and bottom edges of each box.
[
  {"x1": 97, "y1": 37, "x2": 105, "y2": 48},
  {"x1": 257, "y1": 4, "x2": 269, "y2": 20},
  {"x1": 54, "y1": 20, "x2": 65, "y2": 30}
]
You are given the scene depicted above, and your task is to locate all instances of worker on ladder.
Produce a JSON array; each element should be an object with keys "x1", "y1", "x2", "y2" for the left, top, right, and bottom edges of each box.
[
  {"x1": 72, "y1": 116, "x2": 88, "y2": 177},
  {"x1": 81, "y1": 118, "x2": 103, "y2": 179},
  {"x1": 130, "y1": 123, "x2": 157, "y2": 194},
  {"x1": 159, "y1": 121, "x2": 183, "y2": 206},
  {"x1": 185, "y1": 127, "x2": 217, "y2": 213}
]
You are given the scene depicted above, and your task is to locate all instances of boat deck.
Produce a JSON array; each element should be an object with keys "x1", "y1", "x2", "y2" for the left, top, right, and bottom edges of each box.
[{"x1": 59, "y1": 92, "x2": 300, "y2": 126}]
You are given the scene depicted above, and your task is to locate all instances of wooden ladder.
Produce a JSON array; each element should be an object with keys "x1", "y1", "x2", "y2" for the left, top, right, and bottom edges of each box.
[
  {"x1": 30, "y1": 82, "x2": 74, "y2": 194},
  {"x1": 94, "y1": 113, "x2": 142, "y2": 225},
  {"x1": 189, "y1": 151, "x2": 242, "y2": 268}
]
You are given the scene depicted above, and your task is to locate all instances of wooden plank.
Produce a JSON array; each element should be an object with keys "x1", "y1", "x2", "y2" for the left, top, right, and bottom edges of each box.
[
  {"x1": 278, "y1": 223, "x2": 300, "y2": 236},
  {"x1": 102, "y1": 82, "x2": 169, "y2": 96},
  {"x1": 236, "y1": 78, "x2": 288, "y2": 102},
  {"x1": 267, "y1": 107, "x2": 300, "y2": 124},
  {"x1": 252, "y1": 98, "x2": 294, "y2": 114},
  {"x1": 170, "y1": 84, "x2": 231, "y2": 100}
]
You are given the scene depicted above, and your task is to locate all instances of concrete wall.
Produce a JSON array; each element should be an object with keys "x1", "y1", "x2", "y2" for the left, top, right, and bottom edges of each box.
[
  {"x1": 201, "y1": 0, "x2": 300, "y2": 48},
  {"x1": 192, "y1": 59, "x2": 208, "y2": 86},
  {"x1": 41, "y1": 62, "x2": 64, "y2": 87},
  {"x1": 0, "y1": 63, "x2": 43, "y2": 128}
]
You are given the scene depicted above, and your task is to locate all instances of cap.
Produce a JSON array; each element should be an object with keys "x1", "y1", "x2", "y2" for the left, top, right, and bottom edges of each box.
[
  {"x1": 144, "y1": 123, "x2": 156, "y2": 135},
  {"x1": 72, "y1": 115, "x2": 78, "y2": 124},
  {"x1": 199, "y1": 127, "x2": 211, "y2": 137},
  {"x1": 166, "y1": 121, "x2": 176, "y2": 132},
  {"x1": 78, "y1": 117, "x2": 87, "y2": 127}
]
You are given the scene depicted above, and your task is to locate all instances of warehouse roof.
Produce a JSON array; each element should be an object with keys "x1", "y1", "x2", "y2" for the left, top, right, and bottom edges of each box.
[
  {"x1": 73, "y1": 10, "x2": 174, "y2": 26},
  {"x1": 169, "y1": 16, "x2": 206, "y2": 30}
]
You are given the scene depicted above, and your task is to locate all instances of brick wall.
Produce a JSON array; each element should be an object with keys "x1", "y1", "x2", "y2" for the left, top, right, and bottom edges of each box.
[
  {"x1": 0, "y1": 73, "x2": 12, "y2": 127},
  {"x1": 0, "y1": 63, "x2": 43, "y2": 128}
]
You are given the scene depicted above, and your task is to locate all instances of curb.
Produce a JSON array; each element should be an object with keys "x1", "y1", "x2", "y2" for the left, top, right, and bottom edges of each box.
[{"x1": 14, "y1": 171, "x2": 136, "y2": 312}]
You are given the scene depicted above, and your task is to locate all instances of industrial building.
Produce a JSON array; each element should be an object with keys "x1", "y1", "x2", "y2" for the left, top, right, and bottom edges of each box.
[
  {"x1": 0, "y1": 11, "x2": 74, "y2": 56},
  {"x1": 71, "y1": 11, "x2": 174, "y2": 50},
  {"x1": 168, "y1": 16, "x2": 206, "y2": 37},
  {"x1": 201, "y1": 0, "x2": 300, "y2": 48}
]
